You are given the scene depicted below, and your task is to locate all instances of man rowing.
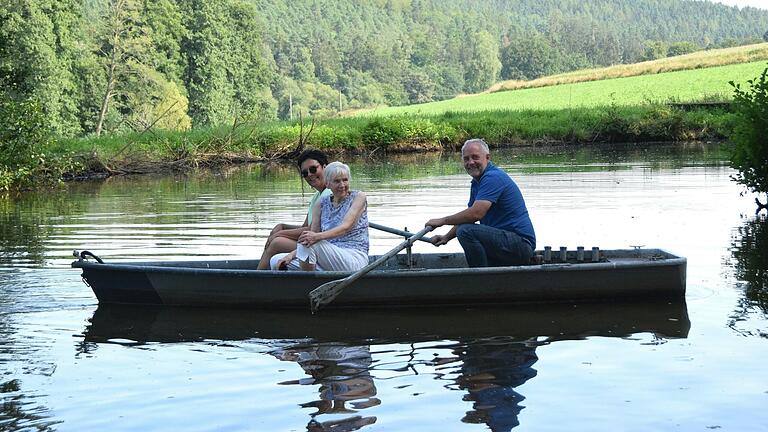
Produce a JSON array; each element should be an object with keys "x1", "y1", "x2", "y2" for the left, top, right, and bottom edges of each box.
[{"x1": 425, "y1": 138, "x2": 535, "y2": 267}]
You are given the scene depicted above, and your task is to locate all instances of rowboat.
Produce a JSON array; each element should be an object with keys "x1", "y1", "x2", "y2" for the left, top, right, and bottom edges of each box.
[{"x1": 72, "y1": 247, "x2": 686, "y2": 309}]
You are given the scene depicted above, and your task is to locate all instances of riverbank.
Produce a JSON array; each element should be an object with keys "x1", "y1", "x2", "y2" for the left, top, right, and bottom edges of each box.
[{"x1": 49, "y1": 103, "x2": 733, "y2": 181}]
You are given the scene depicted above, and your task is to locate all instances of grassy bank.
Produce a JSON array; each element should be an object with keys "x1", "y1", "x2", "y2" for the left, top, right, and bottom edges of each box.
[{"x1": 50, "y1": 103, "x2": 733, "y2": 180}]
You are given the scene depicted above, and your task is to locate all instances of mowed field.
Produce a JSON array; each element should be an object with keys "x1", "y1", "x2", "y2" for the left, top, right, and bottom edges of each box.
[
  {"x1": 488, "y1": 43, "x2": 768, "y2": 92},
  {"x1": 362, "y1": 60, "x2": 767, "y2": 117}
]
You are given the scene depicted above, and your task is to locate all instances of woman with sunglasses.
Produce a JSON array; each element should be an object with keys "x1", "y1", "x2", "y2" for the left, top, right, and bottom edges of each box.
[
  {"x1": 271, "y1": 161, "x2": 369, "y2": 272},
  {"x1": 257, "y1": 149, "x2": 331, "y2": 270}
]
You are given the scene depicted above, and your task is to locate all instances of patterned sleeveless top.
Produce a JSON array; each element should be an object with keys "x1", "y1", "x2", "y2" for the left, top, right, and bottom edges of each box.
[{"x1": 320, "y1": 191, "x2": 369, "y2": 254}]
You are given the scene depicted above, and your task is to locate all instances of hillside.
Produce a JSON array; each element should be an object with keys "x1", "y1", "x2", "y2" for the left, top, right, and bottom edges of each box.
[
  {"x1": 3, "y1": 0, "x2": 768, "y2": 139},
  {"x1": 251, "y1": 0, "x2": 768, "y2": 114}
]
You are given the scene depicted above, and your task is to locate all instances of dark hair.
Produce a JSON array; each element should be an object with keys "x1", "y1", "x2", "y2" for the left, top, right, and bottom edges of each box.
[{"x1": 296, "y1": 149, "x2": 329, "y2": 169}]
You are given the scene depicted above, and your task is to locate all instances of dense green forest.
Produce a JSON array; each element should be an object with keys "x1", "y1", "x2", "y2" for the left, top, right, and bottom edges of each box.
[{"x1": 1, "y1": 0, "x2": 768, "y2": 140}]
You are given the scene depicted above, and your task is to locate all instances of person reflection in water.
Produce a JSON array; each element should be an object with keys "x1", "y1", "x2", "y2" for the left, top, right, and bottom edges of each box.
[
  {"x1": 454, "y1": 338, "x2": 539, "y2": 431},
  {"x1": 271, "y1": 342, "x2": 380, "y2": 432}
]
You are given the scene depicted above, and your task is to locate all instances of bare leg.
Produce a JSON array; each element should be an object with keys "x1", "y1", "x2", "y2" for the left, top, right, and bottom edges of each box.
[{"x1": 257, "y1": 236, "x2": 297, "y2": 270}]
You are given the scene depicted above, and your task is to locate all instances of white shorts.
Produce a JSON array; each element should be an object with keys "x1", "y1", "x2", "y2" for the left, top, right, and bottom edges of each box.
[{"x1": 270, "y1": 240, "x2": 368, "y2": 271}]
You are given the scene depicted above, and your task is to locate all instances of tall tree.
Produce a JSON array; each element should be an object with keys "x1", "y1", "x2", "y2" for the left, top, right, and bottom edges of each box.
[
  {"x1": 179, "y1": 0, "x2": 275, "y2": 127},
  {"x1": 93, "y1": 0, "x2": 151, "y2": 136},
  {"x1": 0, "y1": 0, "x2": 84, "y2": 136},
  {"x1": 463, "y1": 31, "x2": 501, "y2": 93},
  {"x1": 143, "y1": 0, "x2": 187, "y2": 84},
  {"x1": 222, "y1": 0, "x2": 276, "y2": 120},
  {"x1": 501, "y1": 32, "x2": 559, "y2": 80},
  {"x1": 178, "y1": 0, "x2": 231, "y2": 126}
]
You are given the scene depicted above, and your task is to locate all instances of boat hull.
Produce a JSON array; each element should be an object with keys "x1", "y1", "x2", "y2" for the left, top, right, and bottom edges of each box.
[{"x1": 73, "y1": 249, "x2": 687, "y2": 308}]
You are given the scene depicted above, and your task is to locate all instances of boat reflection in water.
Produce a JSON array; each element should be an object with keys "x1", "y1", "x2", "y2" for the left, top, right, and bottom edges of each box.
[{"x1": 82, "y1": 301, "x2": 690, "y2": 431}]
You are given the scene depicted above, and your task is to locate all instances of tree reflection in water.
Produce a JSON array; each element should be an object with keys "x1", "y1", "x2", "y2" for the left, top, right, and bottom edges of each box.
[
  {"x1": 727, "y1": 214, "x2": 768, "y2": 336},
  {"x1": 271, "y1": 342, "x2": 379, "y2": 432},
  {"x1": 0, "y1": 192, "x2": 88, "y2": 268},
  {"x1": 0, "y1": 379, "x2": 59, "y2": 431},
  {"x1": 0, "y1": 312, "x2": 60, "y2": 431},
  {"x1": 0, "y1": 203, "x2": 49, "y2": 267}
]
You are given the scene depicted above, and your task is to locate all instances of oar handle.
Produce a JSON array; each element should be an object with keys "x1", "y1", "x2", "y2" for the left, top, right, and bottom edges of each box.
[{"x1": 369, "y1": 222, "x2": 433, "y2": 243}]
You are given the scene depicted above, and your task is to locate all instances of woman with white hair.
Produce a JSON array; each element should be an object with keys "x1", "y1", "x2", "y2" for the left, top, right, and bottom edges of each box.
[{"x1": 271, "y1": 161, "x2": 369, "y2": 272}]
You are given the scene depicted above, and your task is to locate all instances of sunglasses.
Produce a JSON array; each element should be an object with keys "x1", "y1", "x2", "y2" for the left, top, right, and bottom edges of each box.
[{"x1": 301, "y1": 164, "x2": 320, "y2": 178}]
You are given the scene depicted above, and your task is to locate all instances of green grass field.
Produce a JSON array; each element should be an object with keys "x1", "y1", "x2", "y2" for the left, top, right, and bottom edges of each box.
[
  {"x1": 362, "y1": 60, "x2": 767, "y2": 117},
  {"x1": 487, "y1": 43, "x2": 768, "y2": 92}
]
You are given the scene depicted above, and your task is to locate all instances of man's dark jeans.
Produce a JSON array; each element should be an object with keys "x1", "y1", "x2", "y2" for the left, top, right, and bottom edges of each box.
[{"x1": 456, "y1": 224, "x2": 533, "y2": 267}]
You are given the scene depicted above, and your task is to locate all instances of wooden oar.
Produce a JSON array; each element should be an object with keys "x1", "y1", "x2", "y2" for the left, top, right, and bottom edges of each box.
[
  {"x1": 308, "y1": 225, "x2": 434, "y2": 313},
  {"x1": 369, "y1": 222, "x2": 434, "y2": 243}
]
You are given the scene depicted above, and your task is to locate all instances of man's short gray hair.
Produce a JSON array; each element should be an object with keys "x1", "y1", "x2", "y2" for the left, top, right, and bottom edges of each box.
[
  {"x1": 324, "y1": 161, "x2": 351, "y2": 184},
  {"x1": 461, "y1": 138, "x2": 490, "y2": 155}
]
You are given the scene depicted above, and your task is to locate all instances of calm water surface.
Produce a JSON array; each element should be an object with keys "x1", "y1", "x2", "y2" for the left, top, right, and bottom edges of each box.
[{"x1": 1, "y1": 144, "x2": 766, "y2": 431}]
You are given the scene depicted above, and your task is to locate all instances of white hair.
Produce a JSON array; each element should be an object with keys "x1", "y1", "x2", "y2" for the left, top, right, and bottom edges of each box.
[
  {"x1": 324, "y1": 161, "x2": 351, "y2": 184},
  {"x1": 461, "y1": 138, "x2": 490, "y2": 155}
]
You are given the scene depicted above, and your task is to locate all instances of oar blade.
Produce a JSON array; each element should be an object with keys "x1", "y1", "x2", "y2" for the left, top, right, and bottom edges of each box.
[{"x1": 308, "y1": 279, "x2": 346, "y2": 313}]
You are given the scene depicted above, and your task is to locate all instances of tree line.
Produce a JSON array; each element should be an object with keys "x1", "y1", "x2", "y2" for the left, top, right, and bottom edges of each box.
[{"x1": 1, "y1": 0, "x2": 768, "y2": 139}]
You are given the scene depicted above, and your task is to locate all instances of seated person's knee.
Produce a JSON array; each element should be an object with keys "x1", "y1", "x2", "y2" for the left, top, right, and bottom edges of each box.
[
  {"x1": 456, "y1": 224, "x2": 476, "y2": 240},
  {"x1": 269, "y1": 253, "x2": 286, "y2": 270}
]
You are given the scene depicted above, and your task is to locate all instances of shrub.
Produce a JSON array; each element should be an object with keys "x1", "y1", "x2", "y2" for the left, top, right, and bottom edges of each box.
[
  {"x1": 639, "y1": 106, "x2": 685, "y2": 141},
  {"x1": 0, "y1": 99, "x2": 83, "y2": 189},
  {"x1": 729, "y1": 66, "x2": 768, "y2": 198},
  {"x1": 360, "y1": 118, "x2": 406, "y2": 148},
  {"x1": 0, "y1": 99, "x2": 51, "y2": 190},
  {"x1": 360, "y1": 117, "x2": 451, "y2": 151},
  {"x1": 596, "y1": 105, "x2": 635, "y2": 143},
  {"x1": 308, "y1": 125, "x2": 360, "y2": 150}
]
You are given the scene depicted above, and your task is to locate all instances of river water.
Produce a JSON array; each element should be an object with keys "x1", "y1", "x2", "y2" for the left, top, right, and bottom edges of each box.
[{"x1": 1, "y1": 144, "x2": 766, "y2": 431}]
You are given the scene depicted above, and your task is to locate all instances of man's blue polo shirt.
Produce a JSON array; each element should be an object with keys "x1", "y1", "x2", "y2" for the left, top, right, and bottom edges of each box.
[{"x1": 468, "y1": 162, "x2": 536, "y2": 248}]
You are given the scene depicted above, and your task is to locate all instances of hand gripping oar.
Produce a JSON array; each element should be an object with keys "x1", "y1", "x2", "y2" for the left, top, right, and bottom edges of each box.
[{"x1": 308, "y1": 225, "x2": 434, "y2": 313}]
